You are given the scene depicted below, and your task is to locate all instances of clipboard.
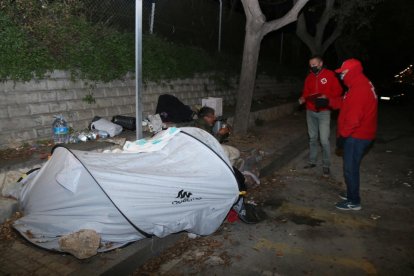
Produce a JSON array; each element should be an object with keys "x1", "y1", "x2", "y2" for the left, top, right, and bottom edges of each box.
[{"x1": 305, "y1": 93, "x2": 322, "y2": 101}]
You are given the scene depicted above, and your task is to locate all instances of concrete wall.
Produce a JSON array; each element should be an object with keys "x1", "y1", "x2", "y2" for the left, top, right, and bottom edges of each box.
[{"x1": 0, "y1": 71, "x2": 301, "y2": 148}]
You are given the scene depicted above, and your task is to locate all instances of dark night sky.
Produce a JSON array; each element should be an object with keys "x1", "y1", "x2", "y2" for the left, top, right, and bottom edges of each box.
[
  {"x1": 212, "y1": 0, "x2": 414, "y2": 81},
  {"x1": 364, "y1": 0, "x2": 414, "y2": 80}
]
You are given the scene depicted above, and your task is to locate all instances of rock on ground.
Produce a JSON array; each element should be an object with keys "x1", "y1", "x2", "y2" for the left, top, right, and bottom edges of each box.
[{"x1": 58, "y1": 229, "x2": 101, "y2": 259}]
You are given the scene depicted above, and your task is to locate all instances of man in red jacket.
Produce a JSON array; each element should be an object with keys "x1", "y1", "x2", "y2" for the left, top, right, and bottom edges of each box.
[
  {"x1": 299, "y1": 55, "x2": 343, "y2": 177},
  {"x1": 331, "y1": 58, "x2": 378, "y2": 211}
]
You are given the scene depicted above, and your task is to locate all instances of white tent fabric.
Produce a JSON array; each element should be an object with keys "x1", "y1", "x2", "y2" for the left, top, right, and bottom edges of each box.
[{"x1": 13, "y1": 127, "x2": 239, "y2": 252}]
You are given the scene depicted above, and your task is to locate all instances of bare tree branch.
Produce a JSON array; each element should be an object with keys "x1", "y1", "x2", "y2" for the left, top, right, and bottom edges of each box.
[
  {"x1": 262, "y1": 0, "x2": 309, "y2": 37},
  {"x1": 315, "y1": 0, "x2": 335, "y2": 45},
  {"x1": 321, "y1": 22, "x2": 343, "y2": 53},
  {"x1": 296, "y1": 12, "x2": 316, "y2": 54},
  {"x1": 241, "y1": 0, "x2": 266, "y2": 24}
]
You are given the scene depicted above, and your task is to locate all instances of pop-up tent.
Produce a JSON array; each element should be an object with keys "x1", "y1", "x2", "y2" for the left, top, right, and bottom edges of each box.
[{"x1": 13, "y1": 127, "x2": 240, "y2": 252}]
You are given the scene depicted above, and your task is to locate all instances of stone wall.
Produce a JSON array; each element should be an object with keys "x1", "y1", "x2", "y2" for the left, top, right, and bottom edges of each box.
[{"x1": 0, "y1": 71, "x2": 302, "y2": 148}]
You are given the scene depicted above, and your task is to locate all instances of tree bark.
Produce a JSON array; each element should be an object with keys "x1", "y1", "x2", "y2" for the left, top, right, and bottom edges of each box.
[
  {"x1": 233, "y1": 0, "x2": 309, "y2": 134},
  {"x1": 295, "y1": 0, "x2": 343, "y2": 56}
]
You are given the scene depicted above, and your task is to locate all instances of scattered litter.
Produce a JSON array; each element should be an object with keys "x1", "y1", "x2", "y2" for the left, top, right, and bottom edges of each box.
[
  {"x1": 105, "y1": 137, "x2": 126, "y2": 147},
  {"x1": 205, "y1": 255, "x2": 225, "y2": 266},
  {"x1": 242, "y1": 170, "x2": 260, "y2": 187},
  {"x1": 402, "y1": 182, "x2": 412, "y2": 188},
  {"x1": 289, "y1": 168, "x2": 296, "y2": 172},
  {"x1": 187, "y1": 233, "x2": 199, "y2": 239},
  {"x1": 226, "y1": 209, "x2": 239, "y2": 223},
  {"x1": 246, "y1": 200, "x2": 257, "y2": 206},
  {"x1": 370, "y1": 214, "x2": 381, "y2": 220}
]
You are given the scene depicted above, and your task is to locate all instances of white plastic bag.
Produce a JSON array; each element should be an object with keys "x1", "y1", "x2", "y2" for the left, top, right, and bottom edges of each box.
[
  {"x1": 148, "y1": 114, "x2": 163, "y2": 133},
  {"x1": 91, "y1": 118, "x2": 122, "y2": 137}
]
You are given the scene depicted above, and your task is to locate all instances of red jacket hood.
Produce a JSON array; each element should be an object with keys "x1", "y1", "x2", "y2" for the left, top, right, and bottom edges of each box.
[{"x1": 343, "y1": 62, "x2": 364, "y2": 87}]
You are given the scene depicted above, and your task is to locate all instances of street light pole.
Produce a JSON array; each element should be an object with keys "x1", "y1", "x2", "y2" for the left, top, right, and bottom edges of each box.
[
  {"x1": 218, "y1": 0, "x2": 222, "y2": 52},
  {"x1": 135, "y1": 0, "x2": 143, "y2": 139}
]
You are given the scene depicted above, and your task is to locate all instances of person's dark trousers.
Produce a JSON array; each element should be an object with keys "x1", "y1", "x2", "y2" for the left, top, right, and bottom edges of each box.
[{"x1": 343, "y1": 137, "x2": 372, "y2": 204}]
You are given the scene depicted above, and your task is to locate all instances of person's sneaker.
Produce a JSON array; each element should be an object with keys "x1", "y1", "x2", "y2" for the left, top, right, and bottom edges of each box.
[
  {"x1": 304, "y1": 164, "x2": 316, "y2": 169},
  {"x1": 238, "y1": 203, "x2": 266, "y2": 224},
  {"x1": 335, "y1": 200, "x2": 361, "y2": 211},
  {"x1": 322, "y1": 167, "x2": 330, "y2": 177},
  {"x1": 338, "y1": 191, "x2": 347, "y2": 200}
]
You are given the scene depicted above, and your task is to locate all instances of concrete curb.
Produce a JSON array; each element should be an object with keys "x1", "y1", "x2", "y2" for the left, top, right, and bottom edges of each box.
[{"x1": 72, "y1": 234, "x2": 185, "y2": 275}]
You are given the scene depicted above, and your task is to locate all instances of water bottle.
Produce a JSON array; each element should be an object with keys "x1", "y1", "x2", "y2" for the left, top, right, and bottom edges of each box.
[{"x1": 52, "y1": 115, "x2": 69, "y2": 144}]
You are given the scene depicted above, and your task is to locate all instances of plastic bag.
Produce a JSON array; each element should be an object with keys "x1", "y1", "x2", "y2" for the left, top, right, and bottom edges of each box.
[{"x1": 90, "y1": 118, "x2": 123, "y2": 137}]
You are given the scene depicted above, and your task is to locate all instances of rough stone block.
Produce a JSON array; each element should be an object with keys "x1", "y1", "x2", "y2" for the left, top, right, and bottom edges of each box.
[
  {"x1": 91, "y1": 88, "x2": 106, "y2": 98},
  {"x1": 11, "y1": 80, "x2": 42, "y2": 92},
  {"x1": 106, "y1": 106, "x2": 121, "y2": 117},
  {"x1": 74, "y1": 89, "x2": 90, "y2": 100},
  {"x1": 38, "y1": 91, "x2": 56, "y2": 102},
  {"x1": 12, "y1": 129, "x2": 38, "y2": 142},
  {"x1": 0, "y1": 80, "x2": 16, "y2": 93},
  {"x1": 49, "y1": 102, "x2": 68, "y2": 113},
  {"x1": 49, "y1": 70, "x2": 70, "y2": 79},
  {"x1": 92, "y1": 108, "x2": 109, "y2": 118},
  {"x1": 0, "y1": 117, "x2": 36, "y2": 132},
  {"x1": 36, "y1": 127, "x2": 52, "y2": 140},
  {"x1": 111, "y1": 97, "x2": 124, "y2": 106},
  {"x1": 74, "y1": 110, "x2": 94, "y2": 121},
  {"x1": 5, "y1": 93, "x2": 39, "y2": 106},
  {"x1": 96, "y1": 98, "x2": 113, "y2": 108},
  {"x1": 70, "y1": 120, "x2": 86, "y2": 130},
  {"x1": 29, "y1": 103, "x2": 50, "y2": 115},
  {"x1": 117, "y1": 87, "x2": 133, "y2": 96},
  {"x1": 0, "y1": 198, "x2": 18, "y2": 224},
  {"x1": 46, "y1": 79, "x2": 70, "y2": 90},
  {"x1": 66, "y1": 100, "x2": 86, "y2": 111},
  {"x1": 7, "y1": 105, "x2": 30, "y2": 117},
  {"x1": 57, "y1": 90, "x2": 76, "y2": 101}
]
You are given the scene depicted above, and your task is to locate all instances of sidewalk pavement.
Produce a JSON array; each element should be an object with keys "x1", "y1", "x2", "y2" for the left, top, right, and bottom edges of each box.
[{"x1": 0, "y1": 107, "x2": 311, "y2": 275}]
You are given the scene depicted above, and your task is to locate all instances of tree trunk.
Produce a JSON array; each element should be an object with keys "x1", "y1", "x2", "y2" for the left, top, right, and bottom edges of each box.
[
  {"x1": 233, "y1": 0, "x2": 309, "y2": 134},
  {"x1": 233, "y1": 26, "x2": 262, "y2": 134}
]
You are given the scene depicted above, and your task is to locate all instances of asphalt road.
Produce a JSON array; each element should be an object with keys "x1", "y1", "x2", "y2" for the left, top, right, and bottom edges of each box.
[{"x1": 134, "y1": 104, "x2": 414, "y2": 275}]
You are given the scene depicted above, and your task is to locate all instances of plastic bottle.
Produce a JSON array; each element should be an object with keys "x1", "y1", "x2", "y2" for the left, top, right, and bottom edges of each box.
[{"x1": 52, "y1": 115, "x2": 69, "y2": 144}]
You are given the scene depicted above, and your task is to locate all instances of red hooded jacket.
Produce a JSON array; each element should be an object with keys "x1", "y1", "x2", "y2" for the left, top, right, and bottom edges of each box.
[
  {"x1": 330, "y1": 62, "x2": 378, "y2": 140},
  {"x1": 301, "y1": 68, "x2": 343, "y2": 112}
]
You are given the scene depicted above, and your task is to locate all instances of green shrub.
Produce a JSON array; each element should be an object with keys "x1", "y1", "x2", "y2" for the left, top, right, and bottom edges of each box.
[
  {"x1": 0, "y1": 13, "x2": 52, "y2": 81},
  {"x1": 0, "y1": 0, "x2": 239, "y2": 82}
]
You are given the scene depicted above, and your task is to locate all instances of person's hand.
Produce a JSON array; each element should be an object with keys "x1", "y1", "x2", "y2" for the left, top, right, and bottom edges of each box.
[
  {"x1": 298, "y1": 97, "x2": 305, "y2": 105},
  {"x1": 218, "y1": 126, "x2": 230, "y2": 136}
]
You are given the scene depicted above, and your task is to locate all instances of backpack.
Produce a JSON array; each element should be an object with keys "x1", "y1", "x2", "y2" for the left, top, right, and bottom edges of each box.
[{"x1": 155, "y1": 94, "x2": 194, "y2": 123}]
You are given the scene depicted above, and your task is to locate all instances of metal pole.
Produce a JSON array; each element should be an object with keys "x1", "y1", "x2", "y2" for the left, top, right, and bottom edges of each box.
[
  {"x1": 279, "y1": 32, "x2": 284, "y2": 64},
  {"x1": 218, "y1": 0, "x2": 222, "y2": 52},
  {"x1": 150, "y1": 0, "x2": 155, "y2": 34},
  {"x1": 135, "y1": 0, "x2": 143, "y2": 139}
]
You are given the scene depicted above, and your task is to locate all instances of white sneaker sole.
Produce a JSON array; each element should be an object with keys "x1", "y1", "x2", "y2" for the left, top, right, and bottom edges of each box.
[
  {"x1": 336, "y1": 204, "x2": 362, "y2": 211},
  {"x1": 338, "y1": 194, "x2": 347, "y2": 200}
]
